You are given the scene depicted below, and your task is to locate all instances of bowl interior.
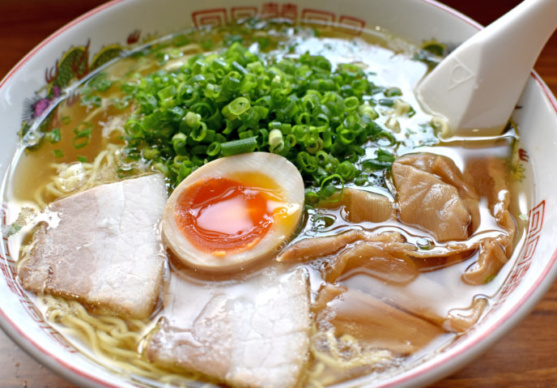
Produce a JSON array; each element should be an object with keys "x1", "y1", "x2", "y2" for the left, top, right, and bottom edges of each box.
[{"x1": 1, "y1": 0, "x2": 557, "y2": 387}]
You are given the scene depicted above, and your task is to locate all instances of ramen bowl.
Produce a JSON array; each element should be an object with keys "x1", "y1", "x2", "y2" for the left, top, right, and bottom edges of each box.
[{"x1": 1, "y1": 0, "x2": 556, "y2": 387}]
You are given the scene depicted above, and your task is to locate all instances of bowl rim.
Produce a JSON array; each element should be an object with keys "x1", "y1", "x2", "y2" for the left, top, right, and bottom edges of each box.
[{"x1": 1, "y1": 0, "x2": 557, "y2": 387}]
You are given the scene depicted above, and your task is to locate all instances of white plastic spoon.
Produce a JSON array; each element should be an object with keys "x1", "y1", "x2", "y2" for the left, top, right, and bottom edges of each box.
[{"x1": 416, "y1": 0, "x2": 557, "y2": 136}]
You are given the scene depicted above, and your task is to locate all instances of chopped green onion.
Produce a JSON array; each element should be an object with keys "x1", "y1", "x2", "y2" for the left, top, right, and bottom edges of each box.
[
  {"x1": 305, "y1": 190, "x2": 320, "y2": 205},
  {"x1": 115, "y1": 39, "x2": 404, "y2": 189},
  {"x1": 378, "y1": 98, "x2": 395, "y2": 107},
  {"x1": 46, "y1": 128, "x2": 61, "y2": 144},
  {"x1": 191, "y1": 122, "x2": 208, "y2": 142},
  {"x1": 344, "y1": 96, "x2": 359, "y2": 112},
  {"x1": 142, "y1": 148, "x2": 160, "y2": 160},
  {"x1": 336, "y1": 161, "x2": 359, "y2": 181},
  {"x1": 73, "y1": 123, "x2": 93, "y2": 149},
  {"x1": 80, "y1": 94, "x2": 102, "y2": 108},
  {"x1": 88, "y1": 73, "x2": 112, "y2": 92},
  {"x1": 172, "y1": 133, "x2": 188, "y2": 155},
  {"x1": 269, "y1": 128, "x2": 284, "y2": 153},
  {"x1": 385, "y1": 87, "x2": 402, "y2": 97},
  {"x1": 421, "y1": 40, "x2": 447, "y2": 56},
  {"x1": 222, "y1": 97, "x2": 250, "y2": 120},
  {"x1": 220, "y1": 136, "x2": 258, "y2": 156},
  {"x1": 319, "y1": 173, "x2": 344, "y2": 200},
  {"x1": 296, "y1": 152, "x2": 318, "y2": 173},
  {"x1": 359, "y1": 103, "x2": 379, "y2": 119},
  {"x1": 207, "y1": 142, "x2": 221, "y2": 156}
]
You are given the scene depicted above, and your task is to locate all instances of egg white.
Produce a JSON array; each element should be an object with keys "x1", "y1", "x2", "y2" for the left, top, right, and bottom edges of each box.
[{"x1": 162, "y1": 152, "x2": 305, "y2": 272}]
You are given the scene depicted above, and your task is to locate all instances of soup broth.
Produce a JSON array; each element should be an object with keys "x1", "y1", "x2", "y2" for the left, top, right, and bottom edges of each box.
[{"x1": 3, "y1": 19, "x2": 528, "y2": 388}]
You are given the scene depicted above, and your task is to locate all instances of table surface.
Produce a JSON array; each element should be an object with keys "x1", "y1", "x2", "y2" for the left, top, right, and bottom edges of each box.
[{"x1": 1, "y1": 1, "x2": 556, "y2": 387}]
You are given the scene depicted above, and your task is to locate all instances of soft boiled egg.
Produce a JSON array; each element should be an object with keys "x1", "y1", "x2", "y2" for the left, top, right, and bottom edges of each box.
[{"x1": 162, "y1": 152, "x2": 305, "y2": 272}]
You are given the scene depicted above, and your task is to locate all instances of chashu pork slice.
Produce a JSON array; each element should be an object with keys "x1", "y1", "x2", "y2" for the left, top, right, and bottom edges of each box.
[
  {"x1": 147, "y1": 268, "x2": 311, "y2": 388},
  {"x1": 19, "y1": 174, "x2": 168, "y2": 319}
]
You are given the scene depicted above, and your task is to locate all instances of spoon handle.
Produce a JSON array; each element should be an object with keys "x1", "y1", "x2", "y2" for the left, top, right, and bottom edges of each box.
[{"x1": 416, "y1": 0, "x2": 557, "y2": 136}]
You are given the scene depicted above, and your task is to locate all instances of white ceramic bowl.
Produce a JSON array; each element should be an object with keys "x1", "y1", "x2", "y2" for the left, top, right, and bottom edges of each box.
[{"x1": 1, "y1": 0, "x2": 556, "y2": 387}]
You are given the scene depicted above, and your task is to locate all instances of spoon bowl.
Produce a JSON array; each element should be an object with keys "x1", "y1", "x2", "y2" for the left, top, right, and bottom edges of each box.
[{"x1": 416, "y1": 0, "x2": 557, "y2": 136}]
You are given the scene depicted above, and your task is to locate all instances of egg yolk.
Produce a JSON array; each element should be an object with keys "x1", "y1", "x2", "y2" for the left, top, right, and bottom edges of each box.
[{"x1": 174, "y1": 174, "x2": 286, "y2": 255}]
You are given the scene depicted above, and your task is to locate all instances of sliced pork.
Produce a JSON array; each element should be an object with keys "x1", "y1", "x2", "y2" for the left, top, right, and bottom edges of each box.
[
  {"x1": 19, "y1": 174, "x2": 167, "y2": 319},
  {"x1": 147, "y1": 268, "x2": 311, "y2": 388},
  {"x1": 314, "y1": 285, "x2": 445, "y2": 355},
  {"x1": 309, "y1": 284, "x2": 445, "y2": 385}
]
